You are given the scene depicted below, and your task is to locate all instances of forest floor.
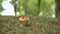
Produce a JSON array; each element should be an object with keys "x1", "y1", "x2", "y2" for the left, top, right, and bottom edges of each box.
[{"x1": 0, "y1": 16, "x2": 60, "y2": 34}]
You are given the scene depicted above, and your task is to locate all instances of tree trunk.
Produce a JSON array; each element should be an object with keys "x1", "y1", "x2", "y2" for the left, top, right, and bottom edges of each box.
[
  {"x1": 55, "y1": 0, "x2": 60, "y2": 18},
  {"x1": 12, "y1": 0, "x2": 17, "y2": 16},
  {"x1": 37, "y1": 0, "x2": 41, "y2": 16}
]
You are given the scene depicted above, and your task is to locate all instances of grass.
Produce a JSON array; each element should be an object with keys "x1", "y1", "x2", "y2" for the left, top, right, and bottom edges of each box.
[{"x1": 0, "y1": 16, "x2": 60, "y2": 34}]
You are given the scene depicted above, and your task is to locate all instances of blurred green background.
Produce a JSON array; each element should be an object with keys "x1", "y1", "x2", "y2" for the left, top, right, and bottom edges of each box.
[{"x1": 0, "y1": 0, "x2": 55, "y2": 18}]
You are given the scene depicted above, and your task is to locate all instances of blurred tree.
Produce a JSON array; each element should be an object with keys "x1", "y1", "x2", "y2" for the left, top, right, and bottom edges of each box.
[
  {"x1": 55, "y1": 0, "x2": 60, "y2": 18},
  {"x1": 0, "y1": 0, "x2": 3, "y2": 12},
  {"x1": 0, "y1": 0, "x2": 54, "y2": 18},
  {"x1": 37, "y1": 0, "x2": 41, "y2": 16},
  {"x1": 0, "y1": 5, "x2": 3, "y2": 12},
  {"x1": 12, "y1": 0, "x2": 17, "y2": 16}
]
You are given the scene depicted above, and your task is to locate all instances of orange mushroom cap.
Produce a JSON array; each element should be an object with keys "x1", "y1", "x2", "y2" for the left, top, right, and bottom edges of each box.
[{"x1": 19, "y1": 16, "x2": 30, "y2": 21}]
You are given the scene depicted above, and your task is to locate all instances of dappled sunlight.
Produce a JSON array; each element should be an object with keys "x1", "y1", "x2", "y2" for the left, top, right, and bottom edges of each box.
[
  {"x1": 0, "y1": 0, "x2": 15, "y2": 16},
  {"x1": 52, "y1": 14, "x2": 55, "y2": 18},
  {"x1": 16, "y1": 12, "x2": 20, "y2": 16},
  {"x1": 38, "y1": 11, "x2": 43, "y2": 16}
]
